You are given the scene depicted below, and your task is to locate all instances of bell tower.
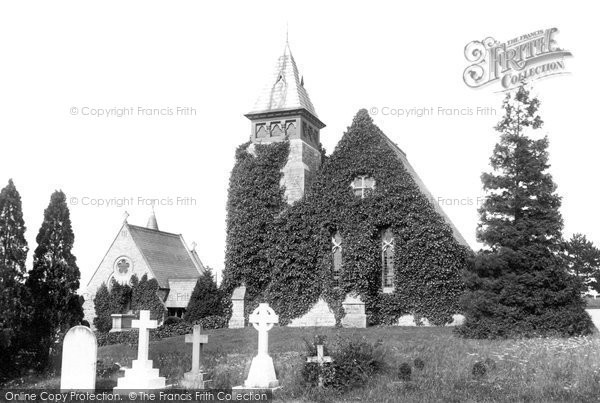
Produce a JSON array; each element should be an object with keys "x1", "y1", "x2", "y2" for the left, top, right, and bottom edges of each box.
[{"x1": 245, "y1": 41, "x2": 326, "y2": 204}]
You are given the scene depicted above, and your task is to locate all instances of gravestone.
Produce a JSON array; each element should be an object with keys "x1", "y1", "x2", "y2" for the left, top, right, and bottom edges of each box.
[
  {"x1": 181, "y1": 325, "x2": 211, "y2": 389},
  {"x1": 110, "y1": 313, "x2": 136, "y2": 332},
  {"x1": 341, "y1": 293, "x2": 367, "y2": 328},
  {"x1": 114, "y1": 310, "x2": 166, "y2": 391},
  {"x1": 60, "y1": 326, "x2": 97, "y2": 391},
  {"x1": 228, "y1": 285, "x2": 246, "y2": 328},
  {"x1": 306, "y1": 344, "x2": 332, "y2": 388},
  {"x1": 234, "y1": 303, "x2": 280, "y2": 390}
]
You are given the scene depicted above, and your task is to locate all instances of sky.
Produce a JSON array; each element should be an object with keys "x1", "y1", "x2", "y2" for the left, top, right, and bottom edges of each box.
[{"x1": 0, "y1": 1, "x2": 598, "y2": 289}]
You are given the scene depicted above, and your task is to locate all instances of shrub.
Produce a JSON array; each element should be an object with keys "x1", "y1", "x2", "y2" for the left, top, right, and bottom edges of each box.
[
  {"x1": 163, "y1": 316, "x2": 183, "y2": 326},
  {"x1": 472, "y1": 361, "x2": 486, "y2": 378},
  {"x1": 96, "y1": 316, "x2": 227, "y2": 347},
  {"x1": 413, "y1": 358, "x2": 425, "y2": 371},
  {"x1": 131, "y1": 274, "x2": 166, "y2": 322},
  {"x1": 398, "y1": 363, "x2": 412, "y2": 381},
  {"x1": 302, "y1": 335, "x2": 387, "y2": 392},
  {"x1": 184, "y1": 270, "x2": 224, "y2": 322}
]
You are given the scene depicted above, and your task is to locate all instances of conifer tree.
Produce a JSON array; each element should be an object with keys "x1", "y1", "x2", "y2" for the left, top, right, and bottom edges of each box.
[
  {"x1": 0, "y1": 179, "x2": 29, "y2": 375},
  {"x1": 185, "y1": 269, "x2": 224, "y2": 322},
  {"x1": 25, "y1": 190, "x2": 83, "y2": 368},
  {"x1": 458, "y1": 86, "x2": 593, "y2": 338},
  {"x1": 564, "y1": 233, "x2": 600, "y2": 293}
]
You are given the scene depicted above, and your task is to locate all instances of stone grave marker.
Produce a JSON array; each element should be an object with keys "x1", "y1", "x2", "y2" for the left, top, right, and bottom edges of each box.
[
  {"x1": 235, "y1": 303, "x2": 280, "y2": 390},
  {"x1": 181, "y1": 324, "x2": 211, "y2": 389},
  {"x1": 228, "y1": 285, "x2": 246, "y2": 328},
  {"x1": 113, "y1": 310, "x2": 166, "y2": 391},
  {"x1": 306, "y1": 344, "x2": 332, "y2": 387},
  {"x1": 60, "y1": 326, "x2": 97, "y2": 391},
  {"x1": 341, "y1": 293, "x2": 367, "y2": 328}
]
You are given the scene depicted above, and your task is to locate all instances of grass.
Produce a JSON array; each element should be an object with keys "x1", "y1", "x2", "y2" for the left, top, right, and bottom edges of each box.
[{"x1": 10, "y1": 327, "x2": 600, "y2": 402}]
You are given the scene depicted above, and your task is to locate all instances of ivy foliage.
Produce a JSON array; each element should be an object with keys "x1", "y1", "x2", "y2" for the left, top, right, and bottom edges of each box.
[
  {"x1": 221, "y1": 141, "x2": 290, "y2": 302},
  {"x1": 223, "y1": 109, "x2": 469, "y2": 325}
]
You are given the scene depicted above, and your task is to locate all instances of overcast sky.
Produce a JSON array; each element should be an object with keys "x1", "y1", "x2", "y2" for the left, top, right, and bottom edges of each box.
[{"x1": 1, "y1": 1, "x2": 598, "y2": 288}]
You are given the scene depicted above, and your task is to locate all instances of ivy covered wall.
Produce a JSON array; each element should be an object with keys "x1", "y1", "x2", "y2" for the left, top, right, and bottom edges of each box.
[{"x1": 223, "y1": 109, "x2": 470, "y2": 326}]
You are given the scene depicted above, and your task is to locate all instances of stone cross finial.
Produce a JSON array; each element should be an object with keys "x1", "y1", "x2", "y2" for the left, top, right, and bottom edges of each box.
[
  {"x1": 185, "y1": 324, "x2": 208, "y2": 373},
  {"x1": 307, "y1": 344, "x2": 332, "y2": 387},
  {"x1": 249, "y1": 303, "x2": 279, "y2": 356},
  {"x1": 132, "y1": 310, "x2": 157, "y2": 363}
]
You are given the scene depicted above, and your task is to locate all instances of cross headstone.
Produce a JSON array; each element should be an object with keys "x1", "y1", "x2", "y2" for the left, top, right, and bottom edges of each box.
[
  {"x1": 181, "y1": 324, "x2": 211, "y2": 389},
  {"x1": 113, "y1": 310, "x2": 166, "y2": 391},
  {"x1": 60, "y1": 326, "x2": 97, "y2": 391},
  {"x1": 132, "y1": 310, "x2": 157, "y2": 363},
  {"x1": 186, "y1": 324, "x2": 208, "y2": 373},
  {"x1": 236, "y1": 303, "x2": 280, "y2": 389},
  {"x1": 306, "y1": 345, "x2": 332, "y2": 387}
]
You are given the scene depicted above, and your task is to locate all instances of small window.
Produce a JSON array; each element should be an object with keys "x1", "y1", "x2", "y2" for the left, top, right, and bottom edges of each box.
[
  {"x1": 351, "y1": 176, "x2": 375, "y2": 198},
  {"x1": 382, "y1": 229, "x2": 394, "y2": 291},
  {"x1": 331, "y1": 232, "x2": 342, "y2": 287}
]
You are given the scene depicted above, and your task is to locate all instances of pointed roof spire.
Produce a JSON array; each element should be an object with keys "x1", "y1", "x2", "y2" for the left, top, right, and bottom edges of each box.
[
  {"x1": 247, "y1": 37, "x2": 319, "y2": 119},
  {"x1": 146, "y1": 206, "x2": 159, "y2": 231}
]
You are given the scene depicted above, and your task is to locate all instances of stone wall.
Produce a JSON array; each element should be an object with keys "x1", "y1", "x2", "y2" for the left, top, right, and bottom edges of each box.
[{"x1": 280, "y1": 139, "x2": 321, "y2": 204}]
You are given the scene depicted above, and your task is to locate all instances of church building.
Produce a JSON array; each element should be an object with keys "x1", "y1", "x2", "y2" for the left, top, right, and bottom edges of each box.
[
  {"x1": 223, "y1": 40, "x2": 470, "y2": 327},
  {"x1": 83, "y1": 211, "x2": 206, "y2": 327}
]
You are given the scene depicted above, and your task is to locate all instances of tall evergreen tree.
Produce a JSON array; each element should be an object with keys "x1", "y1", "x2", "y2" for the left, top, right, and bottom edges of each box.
[
  {"x1": 458, "y1": 86, "x2": 593, "y2": 338},
  {"x1": 25, "y1": 190, "x2": 83, "y2": 368},
  {"x1": 0, "y1": 179, "x2": 29, "y2": 377}
]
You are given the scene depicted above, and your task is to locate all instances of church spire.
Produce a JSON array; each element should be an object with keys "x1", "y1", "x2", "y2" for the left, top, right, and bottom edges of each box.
[
  {"x1": 246, "y1": 39, "x2": 323, "y2": 124},
  {"x1": 147, "y1": 207, "x2": 159, "y2": 231}
]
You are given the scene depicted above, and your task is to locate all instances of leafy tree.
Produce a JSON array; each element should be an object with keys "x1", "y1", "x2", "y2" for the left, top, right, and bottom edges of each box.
[
  {"x1": 0, "y1": 179, "x2": 29, "y2": 377},
  {"x1": 185, "y1": 269, "x2": 224, "y2": 322},
  {"x1": 131, "y1": 274, "x2": 166, "y2": 321},
  {"x1": 564, "y1": 233, "x2": 600, "y2": 293},
  {"x1": 25, "y1": 190, "x2": 84, "y2": 368},
  {"x1": 457, "y1": 85, "x2": 593, "y2": 338}
]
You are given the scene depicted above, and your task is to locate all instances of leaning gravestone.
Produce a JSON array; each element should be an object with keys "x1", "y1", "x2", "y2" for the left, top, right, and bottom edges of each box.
[
  {"x1": 234, "y1": 303, "x2": 280, "y2": 390},
  {"x1": 228, "y1": 285, "x2": 246, "y2": 328},
  {"x1": 341, "y1": 293, "x2": 367, "y2": 328},
  {"x1": 114, "y1": 310, "x2": 166, "y2": 391},
  {"x1": 60, "y1": 325, "x2": 97, "y2": 391}
]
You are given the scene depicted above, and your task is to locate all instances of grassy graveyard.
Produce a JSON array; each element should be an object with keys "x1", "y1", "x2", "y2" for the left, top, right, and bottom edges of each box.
[{"x1": 77, "y1": 326, "x2": 600, "y2": 401}]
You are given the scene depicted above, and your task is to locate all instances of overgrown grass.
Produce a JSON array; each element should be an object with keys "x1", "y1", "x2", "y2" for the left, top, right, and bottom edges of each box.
[{"x1": 10, "y1": 327, "x2": 600, "y2": 402}]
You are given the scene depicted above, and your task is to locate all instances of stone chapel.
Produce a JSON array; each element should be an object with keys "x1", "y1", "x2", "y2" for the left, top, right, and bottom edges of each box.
[
  {"x1": 83, "y1": 211, "x2": 206, "y2": 327},
  {"x1": 224, "y1": 40, "x2": 470, "y2": 327}
]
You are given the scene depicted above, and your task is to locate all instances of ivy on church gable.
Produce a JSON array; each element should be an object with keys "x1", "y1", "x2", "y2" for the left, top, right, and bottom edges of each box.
[{"x1": 223, "y1": 109, "x2": 470, "y2": 326}]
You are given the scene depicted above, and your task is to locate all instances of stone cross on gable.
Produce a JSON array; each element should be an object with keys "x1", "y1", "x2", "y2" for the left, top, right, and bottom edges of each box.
[
  {"x1": 306, "y1": 344, "x2": 332, "y2": 387},
  {"x1": 185, "y1": 324, "x2": 208, "y2": 373},
  {"x1": 132, "y1": 310, "x2": 157, "y2": 363},
  {"x1": 249, "y1": 303, "x2": 279, "y2": 356}
]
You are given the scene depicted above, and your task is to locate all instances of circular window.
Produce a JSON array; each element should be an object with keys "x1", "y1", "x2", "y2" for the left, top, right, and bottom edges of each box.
[{"x1": 113, "y1": 256, "x2": 133, "y2": 284}]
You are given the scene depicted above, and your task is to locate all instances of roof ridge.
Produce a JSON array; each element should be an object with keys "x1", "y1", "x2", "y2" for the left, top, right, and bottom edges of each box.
[{"x1": 128, "y1": 224, "x2": 181, "y2": 237}]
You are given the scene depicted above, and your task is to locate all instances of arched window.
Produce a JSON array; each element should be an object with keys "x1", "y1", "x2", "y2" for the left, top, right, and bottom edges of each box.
[
  {"x1": 382, "y1": 229, "x2": 395, "y2": 292},
  {"x1": 331, "y1": 232, "x2": 342, "y2": 287}
]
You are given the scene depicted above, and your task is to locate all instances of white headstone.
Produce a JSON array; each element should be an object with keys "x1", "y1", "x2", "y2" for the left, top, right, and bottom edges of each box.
[
  {"x1": 237, "y1": 303, "x2": 280, "y2": 389},
  {"x1": 114, "y1": 310, "x2": 166, "y2": 391},
  {"x1": 60, "y1": 326, "x2": 97, "y2": 391}
]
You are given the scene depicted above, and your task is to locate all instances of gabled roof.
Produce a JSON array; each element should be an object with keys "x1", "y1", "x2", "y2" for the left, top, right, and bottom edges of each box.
[
  {"x1": 128, "y1": 224, "x2": 204, "y2": 288},
  {"x1": 247, "y1": 42, "x2": 318, "y2": 117},
  {"x1": 378, "y1": 132, "x2": 470, "y2": 248}
]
